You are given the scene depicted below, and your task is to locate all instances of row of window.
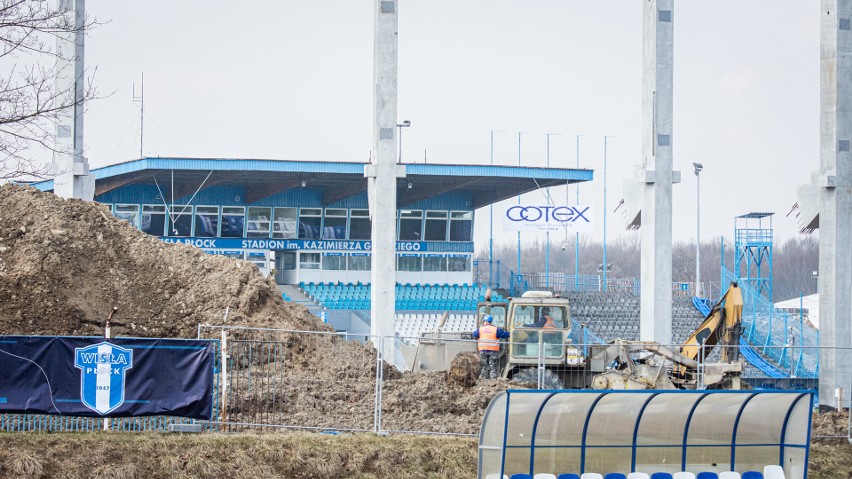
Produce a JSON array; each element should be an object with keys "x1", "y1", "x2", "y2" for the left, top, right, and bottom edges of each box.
[
  {"x1": 111, "y1": 205, "x2": 473, "y2": 242},
  {"x1": 294, "y1": 253, "x2": 470, "y2": 272}
]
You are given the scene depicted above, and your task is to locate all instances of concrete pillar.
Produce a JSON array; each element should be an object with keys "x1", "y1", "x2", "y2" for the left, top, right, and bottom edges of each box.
[
  {"x1": 367, "y1": 0, "x2": 404, "y2": 359},
  {"x1": 51, "y1": 0, "x2": 93, "y2": 200},
  {"x1": 818, "y1": 0, "x2": 852, "y2": 409},
  {"x1": 640, "y1": 0, "x2": 674, "y2": 344}
]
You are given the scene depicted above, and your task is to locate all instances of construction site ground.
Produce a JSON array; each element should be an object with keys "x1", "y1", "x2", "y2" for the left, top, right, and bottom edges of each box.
[{"x1": 0, "y1": 184, "x2": 849, "y2": 478}]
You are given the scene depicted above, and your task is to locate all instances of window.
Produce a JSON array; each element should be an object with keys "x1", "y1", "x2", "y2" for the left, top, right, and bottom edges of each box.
[
  {"x1": 478, "y1": 304, "x2": 507, "y2": 329},
  {"x1": 399, "y1": 210, "x2": 422, "y2": 241},
  {"x1": 448, "y1": 255, "x2": 470, "y2": 272},
  {"x1": 323, "y1": 209, "x2": 347, "y2": 239},
  {"x1": 449, "y1": 211, "x2": 473, "y2": 241},
  {"x1": 348, "y1": 254, "x2": 371, "y2": 271},
  {"x1": 322, "y1": 253, "x2": 347, "y2": 271},
  {"x1": 141, "y1": 205, "x2": 166, "y2": 236},
  {"x1": 272, "y1": 207, "x2": 297, "y2": 239},
  {"x1": 349, "y1": 209, "x2": 371, "y2": 240},
  {"x1": 423, "y1": 255, "x2": 447, "y2": 272},
  {"x1": 221, "y1": 207, "x2": 245, "y2": 238},
  {"x1": 114, "y1": 204, "x2": 140, "y2": 228},
  {"x1": 299, "y1": 252, "x2": 321, "y2": 270},
  {"x1": 397, "y1": 254, "x2": 422, "y2": 272},
  {"x1": 247, "y1": 207, "x2": 272, "y2": 238},
  {"x1": 424, "y1": 211, "x2": 448, "y2": 241},
  {"x1": 195, "y1": 206, "x2": 219, "y2": 238},
  {"x1": 167, "y1": 206, "x2": 193, "y2": 237},
  {"x1": 298, "y1": 208, "x2": 322, "y2": 239}
]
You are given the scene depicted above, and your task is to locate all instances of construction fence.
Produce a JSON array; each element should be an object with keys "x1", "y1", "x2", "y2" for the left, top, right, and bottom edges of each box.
[{"x1": 2, "y1": 327, "x2": 851, "y2": 439}]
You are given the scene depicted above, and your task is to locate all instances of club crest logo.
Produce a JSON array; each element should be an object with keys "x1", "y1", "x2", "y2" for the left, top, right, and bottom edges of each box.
[{"x1": 74, "y1": 342, "x2": 133, "y2": 415}]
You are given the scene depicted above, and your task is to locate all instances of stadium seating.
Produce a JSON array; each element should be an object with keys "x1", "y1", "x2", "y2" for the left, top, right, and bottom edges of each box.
[
  {"x1": 563, "y1": 291, "x2": 703, "y2": 344},
  {"x1": 497, "y1": 471, "x2": 777, "y2": 479},
  {"x1": 298, "y1": 281, "x2": 504, "y2": 311}
]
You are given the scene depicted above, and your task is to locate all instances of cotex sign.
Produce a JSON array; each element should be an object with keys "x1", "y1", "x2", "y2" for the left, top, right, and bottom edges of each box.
[
  {"x1": 0, "y1": 336, "x2": 215, "y2": 419},
  {"x1": 500, "y1": 205, "x2": 593, "y2": 233}
]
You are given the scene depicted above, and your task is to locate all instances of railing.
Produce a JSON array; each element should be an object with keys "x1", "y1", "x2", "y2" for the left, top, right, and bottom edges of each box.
[{"x1": 721, "y1": 266, "x2": 819, "y2": 377}]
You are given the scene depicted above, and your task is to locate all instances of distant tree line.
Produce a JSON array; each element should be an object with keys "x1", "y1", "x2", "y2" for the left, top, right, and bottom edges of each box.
[{"x1": 480, "y1": 234, "x2": 818, "y2": 302}]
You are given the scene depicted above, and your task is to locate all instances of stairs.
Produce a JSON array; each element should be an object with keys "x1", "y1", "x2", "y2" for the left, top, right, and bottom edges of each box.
[{"x1": 278, "y1": 284, "x2": 325, "y2": 316}]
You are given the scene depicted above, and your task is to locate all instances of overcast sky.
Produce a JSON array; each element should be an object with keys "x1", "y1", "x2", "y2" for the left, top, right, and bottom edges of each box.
[{"x1": 79, "y1": 1, "x2": 818, "y2": 250}]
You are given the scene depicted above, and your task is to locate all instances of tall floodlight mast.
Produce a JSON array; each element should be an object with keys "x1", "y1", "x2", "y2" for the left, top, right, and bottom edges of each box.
[
  {"x1": 51, "y1": 0, "x2": 94, "y2": 200},
  {"x1": 367, "y1": 0, "x2": 405, "y2": 359}
]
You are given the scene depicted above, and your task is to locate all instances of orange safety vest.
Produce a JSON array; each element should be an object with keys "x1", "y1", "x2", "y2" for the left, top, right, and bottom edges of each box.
[
  {"x1": 542, "y1": 316, "x2": 556, "y2": 329},
  {"x1": 477, "y1": 325, "x2": 500, "y2": 351}
]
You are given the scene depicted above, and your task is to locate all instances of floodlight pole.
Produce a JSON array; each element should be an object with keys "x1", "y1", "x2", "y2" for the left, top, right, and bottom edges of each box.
[
  {"x1": 694, "y1": 162, "x2": 703, "y2": 297},
  {"x1": 575, "y1": 134, "x2": 583, "y2": 291},
  {"x1": 517, "y1": 132, "x2": 529, "y2": 283},
  {"x1": 396, "y1": 120, "x2": 410, "y2": 163},
  {"x1": 545, "y1": 133, "x2": 562, "y2": 289},
  {"x1": 603, "y1": 135, "x2": 611, "y2": 292},
  {"x1": 489, "y1": 129, "x2": 504, "y2": 287}
]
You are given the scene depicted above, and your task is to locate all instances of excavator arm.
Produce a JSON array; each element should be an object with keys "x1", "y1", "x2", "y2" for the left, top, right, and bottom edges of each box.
[{"x1": 677, "y1": 282, "x2": 744, "y2": 371}]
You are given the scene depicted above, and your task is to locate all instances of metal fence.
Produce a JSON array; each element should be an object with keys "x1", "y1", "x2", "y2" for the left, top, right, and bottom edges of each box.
[{"x1": 2, "y1": 329, "x2": 851, "y2": 440}]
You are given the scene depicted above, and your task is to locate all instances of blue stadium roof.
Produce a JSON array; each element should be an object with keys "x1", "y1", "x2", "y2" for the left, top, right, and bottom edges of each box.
[{"x1": 31, "y1": 157, "x2": 593, "y2": 209}]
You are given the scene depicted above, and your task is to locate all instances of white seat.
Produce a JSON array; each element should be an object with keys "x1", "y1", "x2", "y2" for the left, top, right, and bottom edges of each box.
[
  {"x1": 627, "y1": 474, "x2": 650, "y2": 479},
  {"x1": 534, "y1": 474, "x2": 557, "y2": 479},
  {"x1": 580, "y1": 474, "x2": 603, "y2": 479},
  {"x1": 485, "y1": 475, "x2": 508, "y2": 479},
  {"x1": 763, "y1": 465, "x2": 784, "y2": 479},
  {"x1": 718, "y1": 473, "x2": 741, "y2": 479},
  {"x1": 673, "y1": 473, "x2": 696, "y2": 479}
]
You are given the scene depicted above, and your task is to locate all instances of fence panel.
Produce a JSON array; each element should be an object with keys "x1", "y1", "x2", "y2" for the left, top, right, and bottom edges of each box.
[{"x1": 198, "y1": 325, "x2": 380, "y2": 433}]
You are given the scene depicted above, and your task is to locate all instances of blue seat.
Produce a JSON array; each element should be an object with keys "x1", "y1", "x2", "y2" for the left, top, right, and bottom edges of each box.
[
  {"x1": 509, "y1": 475, "x2": 533, "y2": 479},
  {"x1": 696, "y1": 473, "x2": 718, "y2": 479},
  {"x1": 651, "y1": 474, "x2": 673, "y2": 479},
  {"x1": 604, "y1": 474, "x2": 627, "y2": 479},
  {"x1": 557, "y1": 475, "x2": 580, "y2": 479},
  {"x1": 741, "y1": 473, "x2": 762, "y2": 479}
]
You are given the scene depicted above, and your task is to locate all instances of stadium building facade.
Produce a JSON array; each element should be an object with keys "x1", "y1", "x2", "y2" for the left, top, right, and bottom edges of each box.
[{"x1": 33, "y1": 157, "x2": 592, "y2": 285}]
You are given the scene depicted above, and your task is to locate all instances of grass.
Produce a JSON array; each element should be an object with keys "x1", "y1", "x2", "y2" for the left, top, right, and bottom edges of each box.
[
  {"x1": 1, "y1": 432, "x2": 848, "y2": 478},
  {"x1": 0, "y1": 432, "x2": 478, "y2": 479}
]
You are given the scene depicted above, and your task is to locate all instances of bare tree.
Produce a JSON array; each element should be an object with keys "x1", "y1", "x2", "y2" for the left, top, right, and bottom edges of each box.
[{"x1": 0, "y1": 0, "x2": 97, "y2": 180}]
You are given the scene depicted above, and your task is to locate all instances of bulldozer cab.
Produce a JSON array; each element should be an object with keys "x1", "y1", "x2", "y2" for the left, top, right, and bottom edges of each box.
[
  {"x1": 505, "y1": 293, "x2": 572, "y2": 364},
  {"x1": 476, "y1": 302, "x2": 508, "y2": 328}
]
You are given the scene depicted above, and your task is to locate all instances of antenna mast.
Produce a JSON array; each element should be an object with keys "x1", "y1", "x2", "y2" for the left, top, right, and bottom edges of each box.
[{"x1": 132, "y1": 73, "x2": 144, "y2": 159}]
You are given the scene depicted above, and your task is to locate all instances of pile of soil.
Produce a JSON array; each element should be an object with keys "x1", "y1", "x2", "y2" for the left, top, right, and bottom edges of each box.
[
  {"x1": 0, "y1": 184, "x2": 322, "y2": 337},
  {"x1": 0, "y1": 184, "x2": 511, "y2": 434}
]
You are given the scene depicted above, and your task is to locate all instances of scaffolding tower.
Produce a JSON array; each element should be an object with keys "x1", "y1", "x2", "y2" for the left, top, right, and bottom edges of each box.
[{"x1": 734, "y1": 212, "x2": 774, "y2": 302}]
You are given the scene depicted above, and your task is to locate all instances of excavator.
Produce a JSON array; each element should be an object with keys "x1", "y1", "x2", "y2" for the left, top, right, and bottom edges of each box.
[
  {"x1": 408, "y1": 282, "x2": 745, "y2": 390},
  {"x1": 588, "y1": 282, "x2": 745, "y2": 390}
]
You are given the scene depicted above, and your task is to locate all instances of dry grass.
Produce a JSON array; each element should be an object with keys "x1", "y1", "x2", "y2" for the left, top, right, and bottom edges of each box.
[
  {"x1": 0, "y1": 432, "x2": 477, "y2": 479},
  {"x1": 2, "y1": 432, "x2": 847, "y2": 478}
]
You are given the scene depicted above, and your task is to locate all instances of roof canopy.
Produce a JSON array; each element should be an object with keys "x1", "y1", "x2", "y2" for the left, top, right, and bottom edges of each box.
[
  {"x1": 31, "y1": 157, "x2": 593, "y2": 209},
  {"x1": 478, "y1": 390, "x2": 812, "y2": 479}
]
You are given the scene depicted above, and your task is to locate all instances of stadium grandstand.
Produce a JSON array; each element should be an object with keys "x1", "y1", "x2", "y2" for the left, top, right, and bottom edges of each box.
[{"x1": 31, "y1": 157, "x2": 819, "y2": 388}]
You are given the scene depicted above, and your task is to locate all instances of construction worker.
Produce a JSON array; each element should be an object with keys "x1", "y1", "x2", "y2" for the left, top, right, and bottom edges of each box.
[
  {"x1": 472, "y1": 315, "x2": 510, "y2": 379},
  {"x1": 536, "y1": 307, "x2": 556, "y2": 328}
]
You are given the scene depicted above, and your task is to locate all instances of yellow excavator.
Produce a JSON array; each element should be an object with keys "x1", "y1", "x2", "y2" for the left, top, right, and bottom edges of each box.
[{"x1": 589, "y1": 282, "x2": 745, "y2": 390}]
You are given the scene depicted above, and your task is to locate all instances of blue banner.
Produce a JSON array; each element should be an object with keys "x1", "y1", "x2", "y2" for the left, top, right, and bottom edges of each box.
[
  {"x1": 0, "y1": 336, "x2": 215, "y2": 419},
  {"x1": 159, "y1": 237, "x2": 429, "y2": 252}
]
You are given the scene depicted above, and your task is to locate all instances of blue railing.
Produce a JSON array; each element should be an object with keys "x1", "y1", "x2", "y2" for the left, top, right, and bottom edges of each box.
[
  {"x1": 720, "y1": 267, "x2": 818, "y2": 377},
  {"x1": 692, "y1": 296, "x2": 788, "y2": 379}
]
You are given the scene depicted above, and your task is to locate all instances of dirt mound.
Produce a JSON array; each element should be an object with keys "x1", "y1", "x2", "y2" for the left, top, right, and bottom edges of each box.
[
  {"x1": 448, "y1": 351, "x2": 480, "y2": 387},
  {"x1": 0, "y1": 184, "x2": 324, "y2": 338}
]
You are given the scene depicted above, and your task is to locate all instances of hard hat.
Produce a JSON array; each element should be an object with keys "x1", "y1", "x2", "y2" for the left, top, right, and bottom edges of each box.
[{"x1": 483, "y1": 315, "x2": 493, "y2": 323}]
